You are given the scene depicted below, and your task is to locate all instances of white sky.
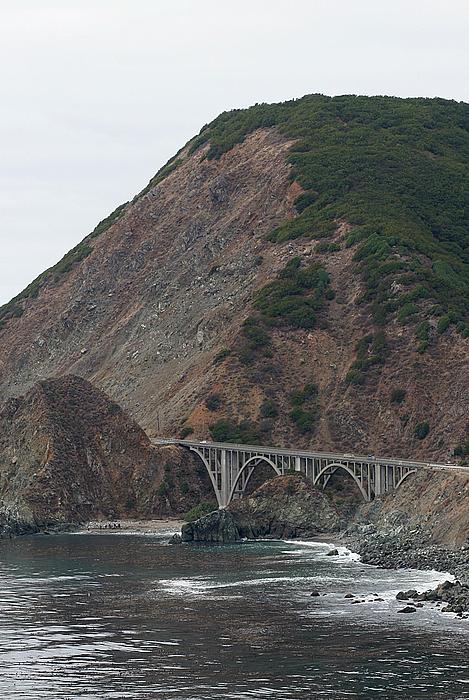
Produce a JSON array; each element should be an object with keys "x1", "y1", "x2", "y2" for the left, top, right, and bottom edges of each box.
[{"x1": 1, "y1": 0, "x2": 468, "y2": 305}]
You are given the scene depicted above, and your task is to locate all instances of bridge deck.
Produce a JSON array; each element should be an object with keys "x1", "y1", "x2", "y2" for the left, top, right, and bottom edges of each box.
[{"x1": 151, "y1": 438, "x2": 467, "y2": 473}]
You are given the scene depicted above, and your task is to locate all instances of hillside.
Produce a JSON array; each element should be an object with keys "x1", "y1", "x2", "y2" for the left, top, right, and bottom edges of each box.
[
  {"x1": 0, "y1": 375, "x2": 212, "y2": 533},
  {"x1": 0, "y1": 95, "x2": 468, "y2": 461}
]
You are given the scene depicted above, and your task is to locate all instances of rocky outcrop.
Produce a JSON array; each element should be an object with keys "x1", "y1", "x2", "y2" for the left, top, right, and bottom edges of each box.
[
  {"x1": 355, "y1": 469, "x2": 469, "y2": 548},
  {"x1": 182, "y1": 509, "x2": 239, "y2": 544},
  {"x1": 0, "y1": 375, "x2": 212, "y2": 535},
  {"x1": 347, "y1": 529, "x2": 469, "y2": 584},
  {"x1": 181, "y1": 474, "x2": 341, "y2": 543},
  {"x1": 396, "y1": 580, "x2": 469, "y2": 617}
]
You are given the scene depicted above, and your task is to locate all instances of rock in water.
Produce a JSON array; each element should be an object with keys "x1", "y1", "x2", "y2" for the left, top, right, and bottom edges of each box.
[{"x1": 181, "y1": 509, "x2": 240, "y2": 543}]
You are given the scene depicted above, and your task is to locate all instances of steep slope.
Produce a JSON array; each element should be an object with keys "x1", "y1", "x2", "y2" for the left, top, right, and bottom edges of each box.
[
  {"x1": 0, "y1": 375, "x2": 212, "y2": 532},
  {"x1": 0, "y1": 95, "x2": 468, "y2": 462}
]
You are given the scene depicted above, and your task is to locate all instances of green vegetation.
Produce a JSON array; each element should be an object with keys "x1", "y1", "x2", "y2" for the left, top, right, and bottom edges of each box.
[
  {"x1": 237, "y1": 258, "x2": 331, "y2": 363},
  {"x1": 180, "y1": 481, "x2": 190, "y2": 495},
  {"x1": 454, "y1": 424, "x2": 469, "y2": 461},
  {"x1": 237, "y1": 316, "x2": 272, "y2": 365},
  {"x1": 180, "y1": 425, "x2": 194, "y2": 438},
  {"x1": 259, "y1": 398, "x2": 279, "y2": 418},
  {"x1": 254, "y1": 257, "x2": 331, "y2": 330},
  {"x1": 209, "y1": 419, "x2": 260, "y2": 444},
  {"x1": 184, "y1": 501, "x2": 218, "y2": 521},
  {"x1": 289, "y1": 381, "x2": 319, "y2": 434},
  {"x1": 0, "y1": 202, "x2": 128, "y2": 327},
  {"x1": 415, "y1": 320, "x2": 431, "y2": 353},
  {"x1": 213, "y1": 347, "x2": 231, "y2": 364},
  {"x1": 345, "y1": 331, "x2": 388, "y2": 384},
  {"x1": 190, "y1": 94, "x2": 469, "y2": 334},
  {"x1": 205, "y1": 394, "x2": 222, "y2": 411},
  {"x1": 390, "y1": 388, "x2": 406, "y2": 404},
  {"x1": 315, "y1": 241, "x2": 341, "y2": 253},
  {"x1": 414, "y1": 421, "x2": 430, "y2": 440}
]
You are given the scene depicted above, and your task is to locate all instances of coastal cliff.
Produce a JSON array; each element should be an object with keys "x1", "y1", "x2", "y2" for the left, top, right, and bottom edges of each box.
[{"x1": 0, "y1": 375, "x2": 212, "y2": 535}]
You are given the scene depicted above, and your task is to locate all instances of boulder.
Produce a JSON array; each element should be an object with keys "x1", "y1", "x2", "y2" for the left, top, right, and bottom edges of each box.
[{"x1": 181, "y1": 509, "x2": 239, "y2": 544}]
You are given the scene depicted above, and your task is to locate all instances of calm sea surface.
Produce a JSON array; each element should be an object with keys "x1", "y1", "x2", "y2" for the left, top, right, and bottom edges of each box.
[{"x1": 0, "y1": 529, "x2": 468, "y2": 699}]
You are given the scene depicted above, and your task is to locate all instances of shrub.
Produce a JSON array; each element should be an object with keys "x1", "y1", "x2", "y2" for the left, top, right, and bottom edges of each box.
[
  {"x1": 253, "y1": 259, "x2": 331, "y2": 330},
  {"x1": 213, "y1": 348, "x2": 230, "y2": 364},
  {"x1": 398, "y1": 303, "x2": 418, "y2": 324},
  {"x1": 209, "y1": 419, "x2": 260, "y2": 444},
  {"x1": 157, "y1": 481, "x2": 169, "y2": 497},
  {"x1": 437, "y1": 315, "x2": 451, "y2": 334},
  {"x1": 260, "y1": 399, "x2": 279, "y2": 418},
  {"x1": 390, "y1": 388, "x2": 406, "y2": 404},
  {"x1": 180, "y1": 481, "x2": 190, "y2": 495},
  {"x1": 205, "y1": 393, "x2": 222, "y2": 411},
  {"x1": 315, "y1": 241, "x2": 341, "y2": 253},
  {"x1": 415, "y1": 320, "x2": 431, "y2": 353},
  {"x1": 184, "y1": 501, "x2": 218, "y2": 521},
  {"x1": 180, "y1": 426, "x2": 194, "y2": 439},
  {"x1": 289, "y1": 381, "x2": 319, "y2": 433},
  {"x1": 290, "y1": 406, "x2": 318, "y2": 433},
  {"x1": 414, "y1": 421, "x2": 430, "y2": 440},
  {"x1": 345, "y1": 331, "x2": 388, "y2": 384},
  {"x1": 345, "y1": 368, "x2": 364, "y2": 385}
]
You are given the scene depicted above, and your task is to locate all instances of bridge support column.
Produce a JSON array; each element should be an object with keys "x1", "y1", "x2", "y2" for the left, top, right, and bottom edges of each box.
[
  {"x1": 374, "y1": 463, "x2": 382, "y2": 497},
  {"x1": 220, "y1": 449, "x2": 229, "y2": 508},
  {"x1": 295, "y1": 456, "x2": 301, "y2": 472}
]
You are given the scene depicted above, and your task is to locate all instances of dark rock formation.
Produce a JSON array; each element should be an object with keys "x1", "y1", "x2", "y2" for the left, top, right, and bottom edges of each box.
[
  {"x1": 182, "y1": 509, "x2": 239, "y2": 544},
  {"x1": 181, "y1": 474, "x2": 341, "y2": 543},
  {"x1": 396, "y1": 580, "x2": 469, "y2": 615}
]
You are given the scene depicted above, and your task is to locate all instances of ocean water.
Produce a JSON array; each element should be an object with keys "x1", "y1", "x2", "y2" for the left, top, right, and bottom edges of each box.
[{"x1": 0, "y1": 529, "x2": 468, "y2": 699}]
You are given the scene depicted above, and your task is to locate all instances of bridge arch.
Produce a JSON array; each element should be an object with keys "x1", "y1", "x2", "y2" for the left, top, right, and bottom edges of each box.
[
  {"x1": 228, "y1": 455, "x2": 281, "y2": 504},
  {"x1": 314, "y1": 462, "x2": 369, "y2": 501},
  {"x1": 394, "y1": 469, "x2": 417, "y2": 490},
  {"x1": 187, "y1": 446, "x2": 223, "y2": 506}
]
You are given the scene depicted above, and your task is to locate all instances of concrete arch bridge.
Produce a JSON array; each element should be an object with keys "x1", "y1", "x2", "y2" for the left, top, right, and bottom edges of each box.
[{"x1": 152, "y1": 438, "x2": 465, "y2": 508}]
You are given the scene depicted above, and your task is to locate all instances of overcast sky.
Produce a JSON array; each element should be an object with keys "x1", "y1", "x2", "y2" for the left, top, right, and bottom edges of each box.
[{"x1": 1, "y1": 0, "x2": 468, "y2": 305}]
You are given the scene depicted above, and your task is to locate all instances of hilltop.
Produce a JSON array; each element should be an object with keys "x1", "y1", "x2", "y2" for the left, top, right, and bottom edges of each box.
[{"x1": 0, "y1": 94, "x2": 468, "y2": 462}]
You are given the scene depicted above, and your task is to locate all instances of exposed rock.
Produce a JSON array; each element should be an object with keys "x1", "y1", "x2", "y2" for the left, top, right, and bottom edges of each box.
[
  {"x1": 0, "y1": 375, "x2": 212, "y2": 536},
  {"x1": 395, "y1": 580, "x2": 469, "y2": 614},
  {"x1": 397, "y1": 606, "x2": 416, "y2": 614},
  {"x1": 180, "y1": 474, "x2": 340, "y2": 543},
  {"x1": 181, "y1": 509, "x2": 239, "y2": 544},
  {"x1": 326, "y1": 548, "x2": 339, "y2": 556}
]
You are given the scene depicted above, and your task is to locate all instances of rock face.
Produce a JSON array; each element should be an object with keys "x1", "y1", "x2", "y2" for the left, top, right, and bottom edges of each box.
[
  {"x1": 0, "y1": 375, "x2": 212, "y2": 534},
  {"x1": 181, "y1": 474, "x2": 341, "y2": 543},
  {"x1": 355, "y1": 469, "x2": 469, "y2": 548}
]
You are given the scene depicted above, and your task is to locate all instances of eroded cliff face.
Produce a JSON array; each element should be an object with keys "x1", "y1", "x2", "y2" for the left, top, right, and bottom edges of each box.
[
  {"x1": 0, "y1": 375, "x2": 212, "y2": 532},
  {"x1": 357, "y1": 469, "x2": 469, "y2": 548},
  {"x1": 0, "y1": 127, "x2": 467, "y2": 461},
  {"x1": 0, "y1": 130, "x2": 299, "y2": 432}
]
